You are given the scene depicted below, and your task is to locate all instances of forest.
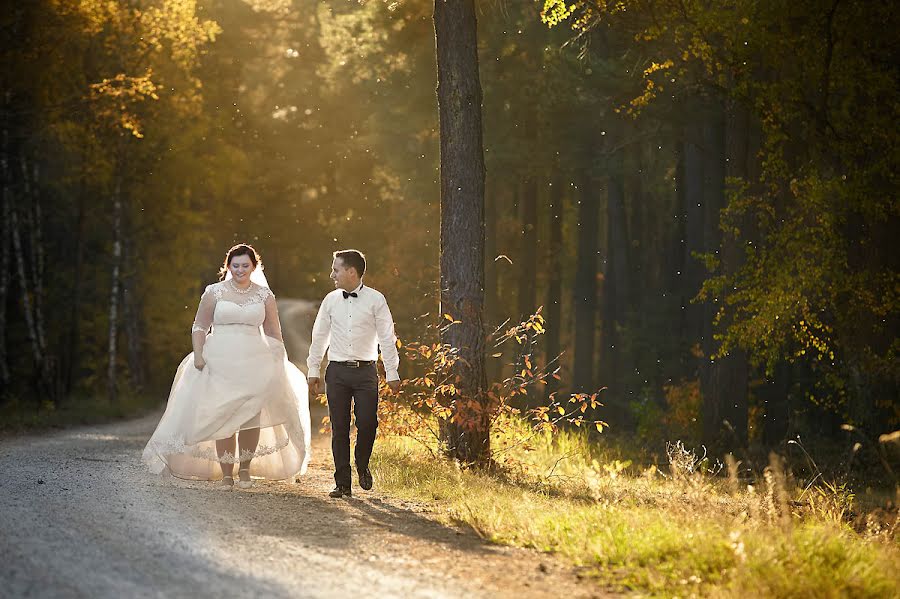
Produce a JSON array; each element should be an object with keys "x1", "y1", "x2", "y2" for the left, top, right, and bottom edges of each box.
[{"x1": 1, "y1": 0, "x2": 897, "y2": 479}]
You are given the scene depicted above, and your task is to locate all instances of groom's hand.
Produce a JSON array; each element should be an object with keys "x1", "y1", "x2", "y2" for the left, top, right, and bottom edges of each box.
[
  {"x1": 387, "y1": 379, "x2": 400, "y2": 395},
  {"x1": 308, "y1": 377, "x2": 321, "y2": 396}
]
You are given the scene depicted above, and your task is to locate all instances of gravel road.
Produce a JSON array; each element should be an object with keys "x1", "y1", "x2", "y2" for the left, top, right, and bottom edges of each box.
[{"x1": 0, "y1": 408, "x2": 603, "y2": 598}]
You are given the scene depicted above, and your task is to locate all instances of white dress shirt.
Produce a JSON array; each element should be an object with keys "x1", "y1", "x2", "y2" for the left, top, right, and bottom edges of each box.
[{"x1": 307, "y1": 282, "x2": 400, "y2": 381}]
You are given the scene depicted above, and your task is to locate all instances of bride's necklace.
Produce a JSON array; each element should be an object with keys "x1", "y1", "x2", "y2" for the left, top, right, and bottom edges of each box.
[{"x1": 229, "y1": 279, "x2": 252, "y2": 294}]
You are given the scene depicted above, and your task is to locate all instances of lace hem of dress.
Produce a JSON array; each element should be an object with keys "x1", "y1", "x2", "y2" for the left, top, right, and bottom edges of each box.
[
  {"x1": 191, "y1": 324, "x2": 208, "y2": 334},
  {"x1": 142, "y1": 433, "x2": 291, "y2": 470}
]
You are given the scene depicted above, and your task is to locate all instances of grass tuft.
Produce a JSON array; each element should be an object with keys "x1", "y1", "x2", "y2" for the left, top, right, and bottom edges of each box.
[{"x1": 372, "y1": 427, "x2": 900, "y2": 597}]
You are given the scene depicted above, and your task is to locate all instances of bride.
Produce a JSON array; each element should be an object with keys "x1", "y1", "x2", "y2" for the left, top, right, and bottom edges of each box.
[{"x1": 142, "y1": 243, "x2": 311, "y2": 489}]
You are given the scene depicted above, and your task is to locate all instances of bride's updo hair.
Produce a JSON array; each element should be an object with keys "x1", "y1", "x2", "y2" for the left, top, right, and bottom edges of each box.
[{"x1": 219, "y1": 243, "x2": 262, "y2": 281}]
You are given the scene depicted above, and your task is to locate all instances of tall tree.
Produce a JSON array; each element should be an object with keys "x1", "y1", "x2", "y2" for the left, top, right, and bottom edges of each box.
[
  {"x1": 697, "y1": 99, "x2": 738, "y2": 448},
  {"x1": 434, "y1": 0, "x2": 488, "y2": 463},
  {"x1": 517, "y1": 179, "x2": 539, "y2": 322},
  {"x1": 544, "y1": 178, "x2": 565, "y2": 398},
  {"x1": 602, "y1": 135, "x2": 630, "y2": 416},
  {"x1": 681, "y1": 116, "x2": 706, "y2": 344},
  {"x1": 107, "y1": 172, "x2": 123, "y2": 402},
  {"x1": 9, "y1": 159, "x2": 48, "y2": 397},
  {"x1": 573, "y1": 167, "x2": 600, "y2": 393},
  {"x1": 0, "y1": 126, "x2": 11, "y2": 388},
  {"x1": 701, "y1": 102, "x2": 753, "y2": 449}
]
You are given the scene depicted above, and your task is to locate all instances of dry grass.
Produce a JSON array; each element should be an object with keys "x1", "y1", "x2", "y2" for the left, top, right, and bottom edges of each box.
[{"x1": 372, "y1": 421, "x2": 900, "y2": 597}]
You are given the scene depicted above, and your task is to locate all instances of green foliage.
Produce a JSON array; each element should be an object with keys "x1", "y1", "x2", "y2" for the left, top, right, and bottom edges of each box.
[
  {"x1": 545, "y1": 0, "x2": 899, "y2": 430},
  {"x1": 0, "y1": 0, "x2": 222, "y2": 405},
  {"x1": 3, "y1": 0, "x2": 895, "y2": 454}
]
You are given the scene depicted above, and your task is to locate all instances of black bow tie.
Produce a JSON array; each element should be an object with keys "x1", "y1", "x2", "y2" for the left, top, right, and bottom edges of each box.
[{"x1": 342, "y1": 291, "x2": 358, "y2": 299}]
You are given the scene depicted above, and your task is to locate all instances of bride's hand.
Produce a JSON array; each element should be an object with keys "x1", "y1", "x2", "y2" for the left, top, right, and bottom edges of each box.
[
  {"x1": 194, "y1": 356, "x2": 206, "y2": 371},
  {"x1": 308, "y1": 377, "x2": 320, "y2": 396}
]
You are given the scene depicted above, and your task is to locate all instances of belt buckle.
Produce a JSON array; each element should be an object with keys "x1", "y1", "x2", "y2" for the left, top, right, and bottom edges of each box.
[{"x1": 347, "y1": 360, "x2": 360, "y2": 368}]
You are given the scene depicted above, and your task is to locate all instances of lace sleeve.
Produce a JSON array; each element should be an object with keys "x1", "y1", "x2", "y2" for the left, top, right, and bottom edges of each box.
[
  {"x1": 191, "y1": 284, "x2": 217, "y2": 334},
  {"x1": 262, "y1": 288, "x2": 284, "y2": 343}
]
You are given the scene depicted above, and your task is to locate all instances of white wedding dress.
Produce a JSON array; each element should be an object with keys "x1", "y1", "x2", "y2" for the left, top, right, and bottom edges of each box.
[{"x1": 142, "y1": 281, "x2": 311, "y2": 481}]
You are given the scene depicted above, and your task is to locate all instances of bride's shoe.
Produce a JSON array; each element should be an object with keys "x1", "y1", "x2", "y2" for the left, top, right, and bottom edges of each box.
[
  {"x1": 218, "y1": 475, "x2": 234, "y2": 490},
  {"x1": 237, "y1": 468, "x2": 254, "y2": 490}
]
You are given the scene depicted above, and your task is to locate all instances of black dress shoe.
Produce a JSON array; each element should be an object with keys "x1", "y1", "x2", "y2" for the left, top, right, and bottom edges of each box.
[
  {"x1": 358, "y1": 467, "x2": 373, "y2": 491},
  {"x1": 329, "y1": 485, "x2": 352, "y2": 498}
]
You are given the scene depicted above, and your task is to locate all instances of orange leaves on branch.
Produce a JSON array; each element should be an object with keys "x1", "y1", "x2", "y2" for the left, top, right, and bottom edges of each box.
[{"x1": 378, "y1": 311, "x2": 608, "y2": 461}]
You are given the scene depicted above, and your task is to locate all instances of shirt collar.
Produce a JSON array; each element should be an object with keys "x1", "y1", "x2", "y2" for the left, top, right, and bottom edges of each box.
[{"x1": 337, "y1": 281, "x2": 364, "y2": 297}]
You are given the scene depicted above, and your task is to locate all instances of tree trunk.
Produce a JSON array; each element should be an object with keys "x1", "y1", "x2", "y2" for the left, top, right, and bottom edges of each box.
[
  {"x1": 762, "y1": 362, "x2": 792, "y2": 445},
  {"x1": 573, "y1": 169, "x2": 600, "y2": 393},
  {"x1": 603, "y1": 143, "x2": 629, "y2": 418},
  {"x1": 484, "y1": 179, "x2": 501, "y2": 383},
  {"x1": 517, "y1": 177, "x2": 538, "y2": 322},
  {"x1": 123, "y1": 231, "x2": 145, "y2": 392},
  {"x1": 64, "y1": 186, "x2": 87, "y2": 395},
  {"x1": 8, "y1": 155, "x2": 43, "y2": 379},
  {"x1": 434, "y1": 0, "x2": 488, "y2": 464},
  {"x1": 698, "y1": 99, "x2": 747, "y2": 450},
  {"x1": 22, "y1": 159, "x2": 46, "y2": 354},
  {"x1": 484, "y1": 179, "x2": 499, "y2": 326},
  {"x1": 682, "y1": 118, "x2": 706, "y2": 343},
  {"x1": 0, "y1": 128, "x2": 10, "y2": 388},
  {"x1": 515, "y1": 177, "x2": 539, "y2": 399},
  {"x1": 671, "y1": 139, "x2": 688, "y2": 338},
  {"x1": 626, "y1": 134, "x2": 645, "y2": 308},
  {"x1": 10, "y1": 198, "x2": 43, "y2": 380},
  {"x1": 544, "y1": 178, "x2": 564, "y2": 399},
  {"x1": 716, "y1": 102, "x2": 753, "y2": 447},
  {"x1": 19, "y1": 156, "x2": 57, "y2": 401},
  {"x1": 0, "y1": 211, "x2": 8, "y2": 390},
  {"x1": 107, "y1": 176, "x2": 123, "y2": 402}
]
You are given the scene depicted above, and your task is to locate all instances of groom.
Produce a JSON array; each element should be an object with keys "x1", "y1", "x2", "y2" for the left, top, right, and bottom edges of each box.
[{"x1": 307, "y1": 249, "x2": 401, "y2": 498}]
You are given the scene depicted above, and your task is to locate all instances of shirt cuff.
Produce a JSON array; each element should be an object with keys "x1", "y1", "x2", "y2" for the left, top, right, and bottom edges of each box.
[
  {"x1": 385, "y1": 369, "x2": 400, "y2": 382},
  {"x1": 308, "y1": 366, "x2": 321, "y2": 379}
]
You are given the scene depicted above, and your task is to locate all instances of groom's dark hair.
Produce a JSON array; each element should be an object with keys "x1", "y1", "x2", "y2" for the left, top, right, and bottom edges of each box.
[{"x1": 334, "y1": 249, "x2": 366, "y2": 277}]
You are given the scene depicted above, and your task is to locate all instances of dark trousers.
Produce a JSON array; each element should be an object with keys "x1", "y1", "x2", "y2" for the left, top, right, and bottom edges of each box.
[{"x1": 325, "y1": 362, "x2": 379, "y2": 487}]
